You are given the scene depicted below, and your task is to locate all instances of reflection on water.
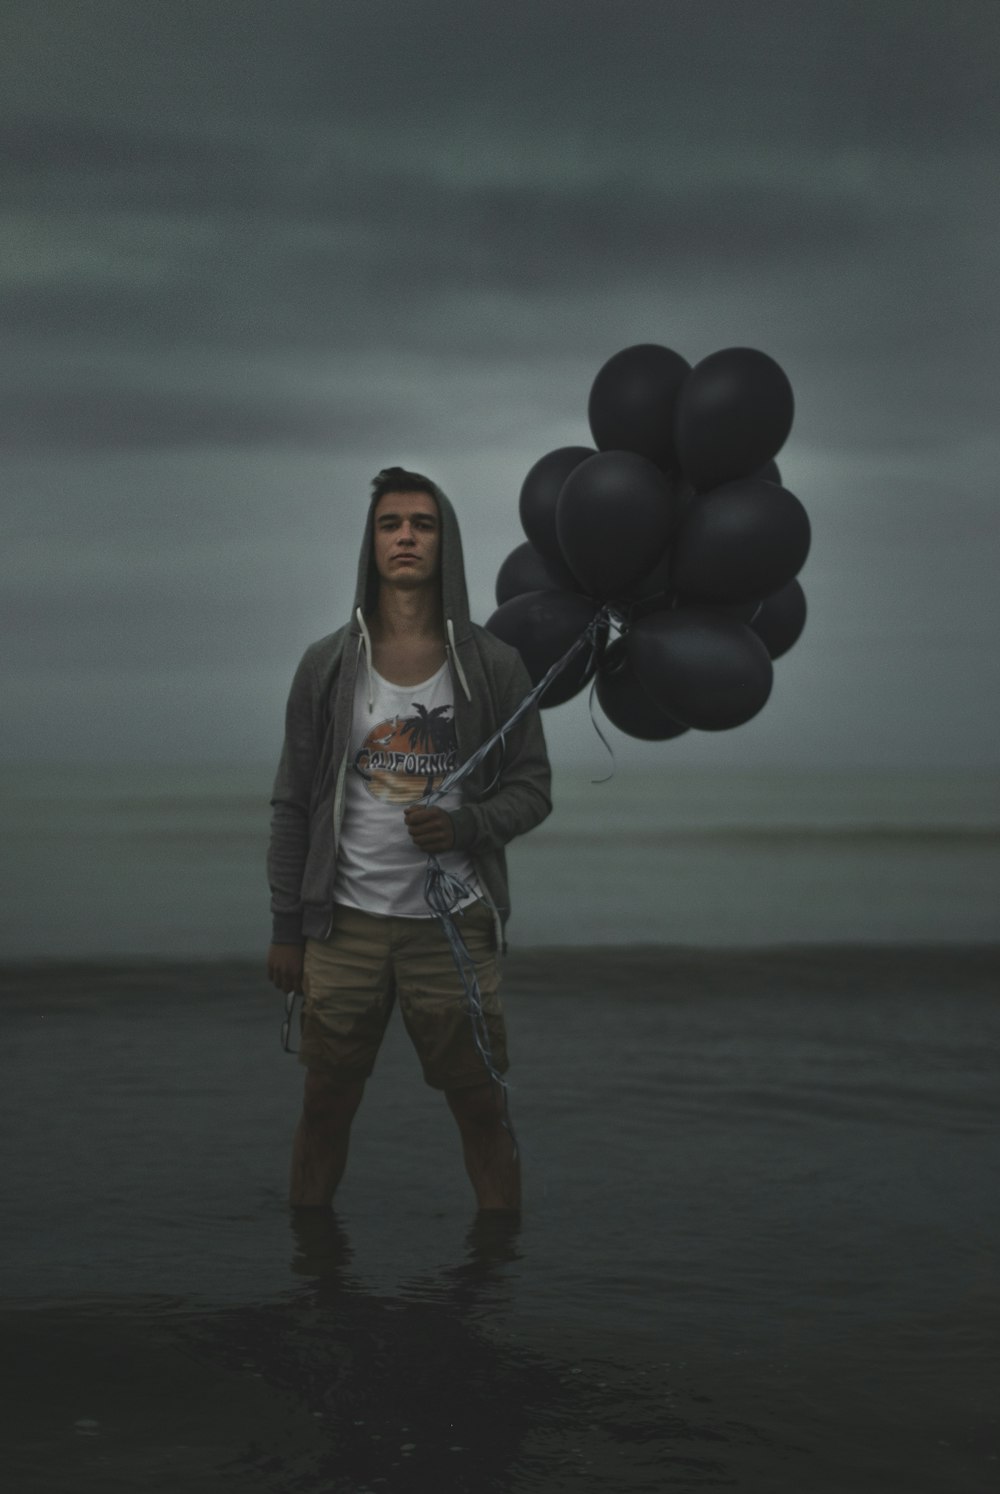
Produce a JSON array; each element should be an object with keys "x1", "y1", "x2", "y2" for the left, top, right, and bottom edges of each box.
[
  {"x1": 289, "y1": 1206, "x2": 358, "y2": 1281},
  {"x1": 180, "y1": 1207, "x2": 769, "y2": 1493},
  {"x1": 189, "y1": 1210, "x2": 573, "y2": 1491},
  {"x1": 289, "y1": 1204, "x2": 523, "y2": 1293},
  {"x1": 1, "y1": 954, "x2": 997, "y2": 1491}
]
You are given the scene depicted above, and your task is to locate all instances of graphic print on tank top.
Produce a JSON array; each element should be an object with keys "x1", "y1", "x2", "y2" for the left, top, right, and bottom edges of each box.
[{"x1": 354, "y1": 703, "x2": 459, "y2": 805}]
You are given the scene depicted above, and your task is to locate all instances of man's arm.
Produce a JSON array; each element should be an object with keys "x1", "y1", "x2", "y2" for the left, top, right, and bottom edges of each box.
[
  {"x1": 446, "y1": 649, "x2": 552, "y2": 855},
  {"x1": 266, "y1": 648, "x2": 320, "y2": 980}
]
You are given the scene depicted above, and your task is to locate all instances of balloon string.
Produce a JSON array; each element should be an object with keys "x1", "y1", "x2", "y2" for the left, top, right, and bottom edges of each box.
[
  {"x1": 421, "y1": 603, "x2": 612, "y2": 1126},
  {"x1": 423, "y1": 605, "x2": 612, "y2": 809},
  {"x1": 586, "y1": 678, "x2": 617, "y2": 784},
  {"x1": 423, "y1": 856, "x2": 518, "y2": 1158}
]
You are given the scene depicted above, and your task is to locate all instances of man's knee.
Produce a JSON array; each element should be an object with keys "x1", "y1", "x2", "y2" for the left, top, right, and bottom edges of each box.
[
  {"x1": 446, "y1": 1081, "x2": 505, "y2": 1130},
  {"x1": 302, "y1": 1069, "x2": 366, "y2": 1127}
]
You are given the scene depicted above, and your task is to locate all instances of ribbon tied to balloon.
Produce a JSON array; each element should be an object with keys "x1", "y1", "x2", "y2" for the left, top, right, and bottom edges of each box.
[{"x1": 487, "y1": 342, "x2": 810, "y2": 738}]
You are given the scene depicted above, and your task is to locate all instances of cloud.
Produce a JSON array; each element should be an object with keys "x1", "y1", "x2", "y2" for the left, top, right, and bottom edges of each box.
[
  {"x1": 0, "y1": 384, "x2": 395, "y2": 453},
  {"x1": 5, "y1": 2, "x2": 999, "y2": 150},
  {"x1": 2, "y1": 103, "x2": 981, "y2": 465}
]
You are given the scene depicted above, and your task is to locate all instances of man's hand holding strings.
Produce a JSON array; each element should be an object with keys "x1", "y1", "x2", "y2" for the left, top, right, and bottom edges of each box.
[{"x1": 404, "y1": 805, "x2": 456, "y2": 854}]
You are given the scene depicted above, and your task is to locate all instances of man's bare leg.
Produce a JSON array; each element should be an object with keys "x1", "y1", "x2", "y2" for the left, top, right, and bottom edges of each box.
[
  {"x1": 289, "y1": 1070, "x2": 366, "y2": 1208},
  {"x1": 446, "y1": 1081, "x2": 521, "y2": 1213}
]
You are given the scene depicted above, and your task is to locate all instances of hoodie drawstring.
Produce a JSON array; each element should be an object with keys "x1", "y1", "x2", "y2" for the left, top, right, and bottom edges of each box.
[
  {"x1": 356, "y1": 607, "x2": 375, "y2": 711},
  {"x1": 446, "y1": 617, "x2": 473, "y2": 702}
]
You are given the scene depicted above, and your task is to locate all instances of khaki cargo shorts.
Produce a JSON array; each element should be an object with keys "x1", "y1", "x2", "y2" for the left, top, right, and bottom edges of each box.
[{"x1": 299, "y1": 900, "x2": 508, "y2": 1091}]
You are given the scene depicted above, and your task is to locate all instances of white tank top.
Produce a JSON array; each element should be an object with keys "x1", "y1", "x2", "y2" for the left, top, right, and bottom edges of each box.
[{"x1": 332, "y1": 661, "x2": 482, "y2": 917}]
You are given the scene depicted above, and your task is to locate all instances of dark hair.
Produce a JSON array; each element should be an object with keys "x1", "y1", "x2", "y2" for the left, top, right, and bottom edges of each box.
[{"x1": 370, "y1": 466, "x2": 438, "y2": 504}]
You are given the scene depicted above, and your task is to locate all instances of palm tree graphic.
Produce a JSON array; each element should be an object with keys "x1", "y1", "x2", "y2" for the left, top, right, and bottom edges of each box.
[{"x1": 401, "y1": 704, "x2": 456, "y2": 795}]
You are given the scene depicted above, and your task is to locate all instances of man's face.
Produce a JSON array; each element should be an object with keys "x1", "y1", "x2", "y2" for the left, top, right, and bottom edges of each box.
[{"x1": 372, "y1": 490, "x2": 441, "y2": 588}]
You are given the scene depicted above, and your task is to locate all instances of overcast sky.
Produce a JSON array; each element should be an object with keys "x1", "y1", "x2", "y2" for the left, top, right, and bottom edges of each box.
[{"x1": 3, "y1": 0, "x2": 999, "y2": 772}]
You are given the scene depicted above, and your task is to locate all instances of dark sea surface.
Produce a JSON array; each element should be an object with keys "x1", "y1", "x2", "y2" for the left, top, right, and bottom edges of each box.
[{"x1": 2, "y1": 947, "x2": 998, "y2": 1492}]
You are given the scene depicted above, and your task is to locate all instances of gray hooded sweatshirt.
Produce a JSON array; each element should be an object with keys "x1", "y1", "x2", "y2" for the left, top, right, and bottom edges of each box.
[{"x1": 267, "y1": 482, "x2": 552, "y2": 949}]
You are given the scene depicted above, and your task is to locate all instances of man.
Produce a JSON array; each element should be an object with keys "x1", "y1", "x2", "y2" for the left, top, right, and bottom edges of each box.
[{"x1": 266, "y1": 466, "x2": 551, "y2": 1214}]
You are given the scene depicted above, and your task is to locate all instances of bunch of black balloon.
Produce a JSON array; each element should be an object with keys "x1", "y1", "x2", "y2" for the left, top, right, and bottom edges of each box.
[{"x1": 486, "y1": 342, "x2": 810, "y2": 738}]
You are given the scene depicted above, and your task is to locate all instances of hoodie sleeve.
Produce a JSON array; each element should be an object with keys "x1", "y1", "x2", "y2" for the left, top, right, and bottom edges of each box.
[
  {"x1": 447, "y1": 649, "x2": 552, "y2": 854},
  {"x1": 267, "y1": 646, "x2": 322, "y2": 944}
]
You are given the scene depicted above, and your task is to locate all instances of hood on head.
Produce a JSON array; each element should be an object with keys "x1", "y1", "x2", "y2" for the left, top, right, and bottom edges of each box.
[
  {"x1": 350, "y1": 476, "x2": 474, "y2": 705},
  {"x1": 352, "y1": 478, "x2": 472, "y2": 639}
]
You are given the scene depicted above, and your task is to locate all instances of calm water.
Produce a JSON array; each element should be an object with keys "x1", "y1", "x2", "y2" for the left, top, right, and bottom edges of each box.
[
  {"x1": 1, "y1": 950, "x2": 998, "y2": 1491},
  {"x1": 1, "y1": 763, "x2": 998, "y2": 957}
]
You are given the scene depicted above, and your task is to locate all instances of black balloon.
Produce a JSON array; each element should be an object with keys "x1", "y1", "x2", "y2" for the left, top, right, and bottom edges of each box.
[
  {"x1": 596, "y1": 650, "x2": 688, "y2": 740},
  {"x1": 495, "y1": 540, "x2": 578, "y2": 607},
  {"x1": 623, "y1": 544, "x2": 674, "y2": 611},
  {"x1": 710, "y1": 598, "x2": 763, "y2": 623},
  {"x1": 628, "y1": 608, "x2": 773, "y2": 731},
  {"x1": 622, "y1": 473, "x2": 700, "y2": 612},
  {"x1": 671, "y1": 478, "x2": 811, "y2": 605},
  {"x1": 556, "y1": 450, "x2": 680, "y2": 599},
  {"x1": 755, "y1": 459, "x2": 782, "y2": 484},
  {"x1": 588, "y1": 343, "x2": 691, "y2": 470},
  {"x1": 485, "y1": 589, "x2": 599, "y2": 708},
  {"x1": 749, "y1": 579, "x2": 807, "y2": 660},
  {"x1": 518, "y1": 446, "x2": 595, "y2": 572},
  {"x1": 674, "y1": 347, "x2": 794, "y2": 491}
]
